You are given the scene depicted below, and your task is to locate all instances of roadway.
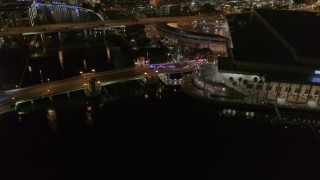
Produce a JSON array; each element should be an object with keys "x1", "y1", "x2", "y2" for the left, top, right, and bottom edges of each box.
[
  {"x1": 0, "y1": 15, "x2": 214, "y2": 36},
  {"x1": 0, "y1": 66, "x2": 147, "y2": 111},
  {"x1": 3, "y1": 8, "x2": 312, "y2": 37},
  {"x1": 292, "y1": 4, "x2": 320, "y2": 13}
]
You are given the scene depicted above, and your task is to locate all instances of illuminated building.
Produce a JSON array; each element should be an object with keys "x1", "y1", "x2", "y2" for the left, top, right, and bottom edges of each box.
[
  {"x1": 156, "y1": 14, "x2": 232, "y2": 57},
  {"x1": 187, "y1": 9, "x2": 320, "y2": 108},
  {"x1": 229, "y1": 9, "x2": 320, "y2": 106},
  {"x1": 0, "y1": 0, "x2": 37, "y2": 27}
]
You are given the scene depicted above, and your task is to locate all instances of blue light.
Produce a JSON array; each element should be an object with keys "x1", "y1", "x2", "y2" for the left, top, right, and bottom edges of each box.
[{"x1": 312, "y1": 77, "x2": 320, "y2": 83}]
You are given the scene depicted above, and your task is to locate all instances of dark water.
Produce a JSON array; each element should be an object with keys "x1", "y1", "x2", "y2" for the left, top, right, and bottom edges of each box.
[
  {"x1": 2, "y1": 9, "x2": 320, "y2": 179},
  {"x1": 21, "y1": 30, "x2": 130, "y2": 88},
  {"x1": 1, "y1": 81, "x2": 320, "y2": 180}
]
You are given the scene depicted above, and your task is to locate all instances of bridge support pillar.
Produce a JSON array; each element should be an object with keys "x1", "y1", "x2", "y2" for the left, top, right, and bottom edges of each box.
[
  {"x1": 39, "y1": 33, "x2": 46, "y2": 53},
  {"x1": 67, "y1": 92, "x2": 70, "y2": 98},
  {"x1": 40, "y1": 33, "x2": 44, "y2": 43},
  {"x1": 58, "y1": 32, "x2": 62, "y2": 41},
  {"x1": 84, "y1": 30, "x2": 88, "y2": 38},
  {"x1": 49, "y1": 96, "x2": 52, "y2": 101},
  {"x1": 31, "y1": 100, "x2": 34, "y2": 104}
]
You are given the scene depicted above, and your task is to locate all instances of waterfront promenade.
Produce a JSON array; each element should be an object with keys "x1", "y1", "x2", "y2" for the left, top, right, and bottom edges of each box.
[{"x1": 180, "y1": 62, "x2": 320, "y2": 129}]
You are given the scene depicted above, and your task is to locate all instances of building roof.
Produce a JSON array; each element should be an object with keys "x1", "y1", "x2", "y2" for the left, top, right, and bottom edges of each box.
[
  {"x1": 228, "y1": 9, "x2": 320, "y2": 64},
  {"x1": 257, "y1": 9, "x2": 320, "y2": 58},
  {"x1": 225, "y1": 9, "x2": 320, "y2": 84},
  {"x1": 226, "y1": 11, "x2": 294, "y2": 64}
]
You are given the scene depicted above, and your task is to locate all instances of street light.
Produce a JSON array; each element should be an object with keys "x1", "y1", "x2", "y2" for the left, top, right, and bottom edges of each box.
[
  {"x1": 92, "y1": 69, "x2": 95, "y2": 73},
  {"x1": 80, "y1": 71, "x2": 85, "y2": 84},
  {"x1": 47, "y1": 78, "x2": 50, "y2": 83},
  {"x1": 83, "y1": 59, "x2": 87, "y2": 71},
  {"x1": 39, "y1": 70, "x2": 43, "y2": 84}
]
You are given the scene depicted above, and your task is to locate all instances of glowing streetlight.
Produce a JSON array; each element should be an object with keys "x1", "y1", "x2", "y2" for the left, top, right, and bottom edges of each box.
[
  {"x1": 39, "y1": 70, "x2": 43, "y2": 84},
  {"x1": 83, "y1": 59, "x2": 87, "y2": 71},
  {"x1": 80, "y1": 71, "x2": 85, "y2": 84},
  {"x1": 92, "y1": 69, "x2": 95, "y2": 73}
]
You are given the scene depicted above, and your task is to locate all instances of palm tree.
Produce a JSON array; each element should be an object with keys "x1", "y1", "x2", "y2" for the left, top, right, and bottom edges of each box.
[
  {"x1": 242, "y1": 79, "x2": 248, "y2": 97},
  {"x1": 232, "y1": 81, "x2": 237, "y2": 86},
  {"x1": 250, "y1": 77, "x2": 259, "y2": 103},
  {"x1": 242, "y1": 79, "x2": 248, "y2": 102},
  {"x1": 256, "y1": 79, "x2": 264, "y2": 103},
  {"x1": 237, "y1": 77, "x2": 243, "y2": 92},
  {"x1": 243, "y1": 79, "x2": 248, "y2": 88},
  {"x1": 228, "y1": 77, "x2": 234, "y2": 87}
]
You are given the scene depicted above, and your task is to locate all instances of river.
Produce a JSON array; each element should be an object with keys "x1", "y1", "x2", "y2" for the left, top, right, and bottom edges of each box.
[{"x1": 1, "y1": 5, "x2": 320, "y2": 180}]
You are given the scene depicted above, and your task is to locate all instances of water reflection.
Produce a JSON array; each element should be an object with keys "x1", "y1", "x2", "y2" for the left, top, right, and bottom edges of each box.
[
  {"x1": 47, "y1": 108, "x2": 58, "y2": 132},
  {"x1": 28, "y1": 65, "x2": 32, "y2": 73},
  {"x1": 85, "y1": 105, "x2": 93, "y2": 126},
  {"x1": 245, "y1": 111, "x2": 255, "y2": 119},
  {"x1": 144, "y1": 93, "x2": 149, "y2": 100},
  {"x1": 222, "y1": 109, "x2": 236, "y2": 116},
  {"x1": 156, "y1": 87, "x2": 164, "y2": 99},
  {"x1": 106, "y1": 47, "x2": 110, "y2": 63},
  {"x1": 58, "y1": 50, "x2": 64, "y2": 70},
  {"x1": 220, "y1": 108, "x2": 257, "y2": 119}
]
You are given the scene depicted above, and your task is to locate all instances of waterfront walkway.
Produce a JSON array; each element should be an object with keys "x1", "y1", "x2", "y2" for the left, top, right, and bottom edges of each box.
[{"x1": 181, "y1": 72, "x2": 320, "y2": 129}]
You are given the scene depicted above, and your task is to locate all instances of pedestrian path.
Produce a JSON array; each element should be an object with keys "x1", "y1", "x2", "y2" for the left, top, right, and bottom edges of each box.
[{"x1": 181, "y1": 66, "x2": 320, "y2": 130}]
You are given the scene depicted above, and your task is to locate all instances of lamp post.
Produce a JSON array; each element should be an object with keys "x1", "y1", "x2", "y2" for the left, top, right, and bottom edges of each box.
[
  {"x1": 147, "y1": 52, "x2": 149, "y2": 61},
  {"x1": 39, "y1": 70, "x2": 43, "y2": 84},
  {"x1": 80, "y1": 71, "x2": 85, "y2": 84},
  {"x1": 83, "y1": 59, "x2": 87, "y2": 71}
]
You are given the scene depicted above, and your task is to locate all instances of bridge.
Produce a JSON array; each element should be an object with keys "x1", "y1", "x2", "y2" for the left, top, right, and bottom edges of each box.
[
  {"x1": 0, "y1": 61, "x2": 197, "y2": 115},
  {"x1": 0, "y1": 15, "x2": 214, "y2": 36}
]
